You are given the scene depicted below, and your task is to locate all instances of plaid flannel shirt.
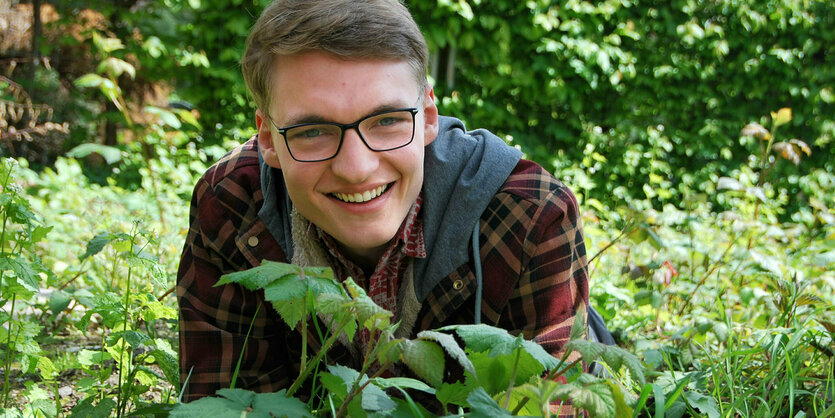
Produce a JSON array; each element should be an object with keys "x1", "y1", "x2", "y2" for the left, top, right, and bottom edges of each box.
[{"x1": 177, "y1": 137, "x2": 589, "y2": 414}]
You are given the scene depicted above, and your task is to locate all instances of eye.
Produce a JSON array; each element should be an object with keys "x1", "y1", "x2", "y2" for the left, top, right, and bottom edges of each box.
[
  {"x1": 378, "y1": 117, "x2": 397, "y2": 126},
  {"x1": 289, "y1": 126, "x2": 324, "y2": 140}
]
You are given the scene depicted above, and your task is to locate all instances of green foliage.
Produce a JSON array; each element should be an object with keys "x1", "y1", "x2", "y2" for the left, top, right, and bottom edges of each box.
[{"x1": 171, "y1": 260, "x2": 644, "y2": 417}]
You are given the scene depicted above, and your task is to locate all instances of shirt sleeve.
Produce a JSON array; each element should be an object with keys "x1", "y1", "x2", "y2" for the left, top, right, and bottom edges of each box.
[
  {"x1": 177, "y1": 176, "x2": 297, "y2": 401},
  {"x1": 491, "y1": 174, "x2": 589, "y2": 418}
]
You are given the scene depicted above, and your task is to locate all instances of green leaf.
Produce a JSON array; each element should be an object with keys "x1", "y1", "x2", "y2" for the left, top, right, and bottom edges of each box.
[
  {"x1": 67, "y1": 144, "x2": 123, "y2": 165},
  {"x1": 362, "y1": 381, "x2": 398, "y2": 413},
  {"x1": 683, "y1": 391, "x2": 719, "y2": 418},
  {"x1": 78, "y1": 349, "x2": 111, "y2": 366},
  {"x1": 150, "y1": 348, "x2": 180, "y2": 389},
  {"x1": 273, "y1": 297, "x2": 306, "y2": 330},
  {"x1": 36, "y1": 356, "x2": 57, "y2": 380},
  {"x1": 107, "y1": 330, "x2": 152, "y2": 348},
  {"x1": 0, "y1": 256, "x2": 39, "y2": 292},
  {"x1": 169, "y1": 397, "x2": 244, "y2": 418},
  {"x1": 216, "y1": 260, "x2": 301, "y2": 290},
  {"x1": 399, "y1": 339, "x2": 445, "y2": 388},
  {"x1": 374, "y1": 377, "x2": 436, "y2": 394},
  {"x1": 436, "y1": 382, "x2": 471, "y2": 407},
  {"x1": 468, "y1": 350, "x2": 544, "y2": 395},
  {"x1": 215, "y1": 388, "x2": 254, "y2": 407},
  {"x1": 416, "y1": 330, "x2": 476, "y2": 376},
  {"x1": 252, "y1": 390, "x2": 312, "y2": 417},
  {"x1": 466, "y1": 387, "x2": 513, "y2": 418},
  {"x1": 552, "y1": 381, "x2": 615, "y2": 418},
  {"x1": 48, "y1": 290, "x2": 72, "y2": 318},
  {"x1": 69, "y1": 397, "x2": 117, "y2": 418},
  {"x1": 771, "y1": 107, "x2": 792, "y2": 128},
  {"x1": 74, "y1": 73, "x2": 105, "y2": 88}
]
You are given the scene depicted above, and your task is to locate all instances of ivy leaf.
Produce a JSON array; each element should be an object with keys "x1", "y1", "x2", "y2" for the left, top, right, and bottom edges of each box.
[
  {"x1": 416, "y1": 330, "x2": 476, "y2": 376},
  {"x1": 466, "y1": 387, "x2": 512, "y2": 418},
  {"x1": 399, "y1": 339, "x2": 445, "y2": 388}
]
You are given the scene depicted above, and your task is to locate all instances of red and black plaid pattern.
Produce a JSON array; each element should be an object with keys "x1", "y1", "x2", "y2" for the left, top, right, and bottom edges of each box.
[{"x1": 177, "y1": 138, "x2": 589, "y2": 415}]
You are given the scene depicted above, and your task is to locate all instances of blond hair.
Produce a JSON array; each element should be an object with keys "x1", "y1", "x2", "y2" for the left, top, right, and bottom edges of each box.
[{"x1": 241, "y1": 0, "x2": 428, "y2": 115}]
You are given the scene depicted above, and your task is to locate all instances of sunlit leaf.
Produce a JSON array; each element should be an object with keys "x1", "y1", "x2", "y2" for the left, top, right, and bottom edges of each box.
[
  {"x1": 773, "y1": 142, "x2": 800, "y2": 165},
  {"x1": 771, "y1": 107, "x2": 792, "y2": 128},
  {"x1": 740, "y1": 122, "x2": 770, "y2": 140},
  {"x1": 717, "y1": 177, "x2": 742, "y2": 191}
]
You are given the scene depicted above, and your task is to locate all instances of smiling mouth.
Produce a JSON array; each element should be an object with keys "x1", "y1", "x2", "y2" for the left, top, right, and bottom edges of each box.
[{"x1": 331, "y1": 183, "x2": 392, "y2": 203}]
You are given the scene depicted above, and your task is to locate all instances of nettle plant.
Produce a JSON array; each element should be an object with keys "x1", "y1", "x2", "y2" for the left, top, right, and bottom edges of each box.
[
  {"x1": 173, "y1": 261, "x2": 645, "y2": 417},
  {"x1": 0, "y1": 159, "x2": 58, "y2": 415},
  {"x1": 67, "y1": 224, "x2": 179, "y2": 417}
]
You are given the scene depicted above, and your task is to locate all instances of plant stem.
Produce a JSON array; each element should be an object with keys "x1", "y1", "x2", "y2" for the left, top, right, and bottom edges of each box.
[
  {"x1": 287, "y1": 315, "x2": 352, "y2": 398},
  {"x1": 503, "y1": 347, "x2": 522, "y2": 409},
  {"x1": 2, "y1": 294, "x2": 16, "y2": 408},
  {"x1": 116, "y1": 225, "x2": 137, "y2": 417}
]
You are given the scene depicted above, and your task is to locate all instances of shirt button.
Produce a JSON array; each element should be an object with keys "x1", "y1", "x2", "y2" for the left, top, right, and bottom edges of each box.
[
  {"x1": 452, "y1": 280, "x2": 464, "y2": 290},
  {"x1": 247, "y1": 236, "x2": 259, "y2": 247}
]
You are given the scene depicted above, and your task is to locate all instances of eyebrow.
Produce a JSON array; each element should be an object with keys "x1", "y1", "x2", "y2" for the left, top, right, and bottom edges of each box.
[{"x1": 281, "y1": 100, "x2": 416, "y2": 127}]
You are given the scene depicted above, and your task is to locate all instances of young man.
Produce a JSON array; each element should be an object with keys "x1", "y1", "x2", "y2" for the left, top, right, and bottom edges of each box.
[{"x1": 177, "y1": 0, "x2": 588, "y2": 405}]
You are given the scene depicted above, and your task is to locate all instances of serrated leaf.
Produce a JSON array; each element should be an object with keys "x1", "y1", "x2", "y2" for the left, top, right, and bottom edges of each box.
[
  {"x1": 436, "y1": 382, "x2": 471, "y2": 407},
  {"x1": 683, "y1": 391, "x2": 719, "y2": 418},
  {"x1": 36, "y1": 356, "x2": 57, "y2": 380},
  {"x1": 69, "y1": 397, "x2": 117, "y2": 418},
  {"x1": 564, "y1": 339, "x2": 607, "y2": 363},
  {"x1": 362, "y1": 381, "x2": 398, "y2": 413},
  {"x1": 252, "y1": 390, "x2": 312, "y2": 417},
  {"x1": 570, "y1": 304, "x2": 587, "y2": 340},
  {"x1": 169, "y1": 396, "x2": 244, "y2": 418},
  {"x1": 466, "y1": 387, "x2": 513, "y2": 418},
  {"x1": 150, "y1": 348, "x2": 180, "y2": 389},
  {"x1": 215, "y1": 388, "x2": 254, "y2": 407},
  {"x1": 79, "y1": 233, "x2": 114, "y2": 260},
  {"x1": 0, "y1": 256, "x2": 39, "y2": 292},
  {"x1": 216, "y1": 260, "x2": 300, "y2": 290},
  {"x1": 416, "y1": 330, "x2": 476, "y2": 376},
  {"x1": 273, "y1": 297, "x2": 305, "y2": 330},
  {"x1": 553, "y1": 381, "x2": 615, "y2": 418},
  {"x1": 48, "y1": 290, "x2": 72, "y2": 318},
  {"x1": 400, "y1": 339, "x2": 445, "y2": 388},
  {"x1": 107, "y1": 330, "x2": 152, "y2": 348},
  {"x1": 438, "y1": 324, "x2": 514, "y2": 353}
]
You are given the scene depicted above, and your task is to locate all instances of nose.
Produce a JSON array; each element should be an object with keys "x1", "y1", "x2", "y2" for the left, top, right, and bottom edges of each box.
[{"x1": 329, "y1": 127, "x2": 379, "y2": 183}]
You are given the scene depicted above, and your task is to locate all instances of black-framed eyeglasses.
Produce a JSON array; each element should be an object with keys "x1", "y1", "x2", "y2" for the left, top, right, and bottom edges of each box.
[{"x1": 267, "y1": 105, "x2": 420, "y2": 162}]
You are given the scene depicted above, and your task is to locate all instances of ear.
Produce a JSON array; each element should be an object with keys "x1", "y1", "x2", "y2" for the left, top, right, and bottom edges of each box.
[
  {"x1": 256, "y1": 109, "x2": 282, "y2": 169},
  {"x1": 421, "y1": 87, "x2": 439, "y2": 146}
]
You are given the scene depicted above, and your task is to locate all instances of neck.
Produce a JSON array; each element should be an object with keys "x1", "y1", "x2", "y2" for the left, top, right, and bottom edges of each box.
[{"x1": 336, "y1": 241, "x2": 387, "y2": 277}]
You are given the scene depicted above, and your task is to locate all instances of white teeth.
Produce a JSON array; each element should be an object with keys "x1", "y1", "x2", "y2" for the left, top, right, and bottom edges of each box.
[{"x1": 334, "y1": 184, "x2": 388, "y2": 203}]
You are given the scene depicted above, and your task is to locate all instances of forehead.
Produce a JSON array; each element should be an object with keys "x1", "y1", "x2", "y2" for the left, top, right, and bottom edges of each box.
[{"x1": 269, "y1": 51, "x2": 420, "y2": 121}]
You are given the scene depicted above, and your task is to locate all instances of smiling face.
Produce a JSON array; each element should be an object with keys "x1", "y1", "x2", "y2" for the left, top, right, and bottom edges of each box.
[{"x1": 257, "y1": 51, "x2": 439, "y2": 266}]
